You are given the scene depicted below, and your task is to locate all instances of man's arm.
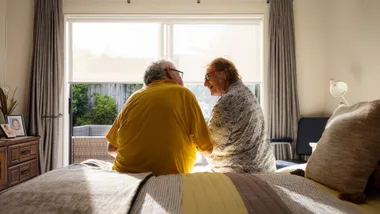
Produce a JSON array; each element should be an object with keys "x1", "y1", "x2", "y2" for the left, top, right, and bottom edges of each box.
[
  {"x1": 186, "y1": 91, "x2": 214, "y2": 157},
  {"x1": 107, "y1": 142, "x2": 118, "y2": 158}
]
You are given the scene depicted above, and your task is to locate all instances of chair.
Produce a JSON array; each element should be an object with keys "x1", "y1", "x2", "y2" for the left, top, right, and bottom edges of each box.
[{"x1": 269, "y1": 117, "x2": 329, "y2": 169}]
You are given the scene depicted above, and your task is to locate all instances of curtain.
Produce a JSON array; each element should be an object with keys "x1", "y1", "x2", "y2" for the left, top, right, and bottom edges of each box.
[
  {"x1": 28, "y1": 0, "x2": 63, "y2": 173},
  {"x1": 267, "y1": 0, "x2": 300, "y2": 160}
]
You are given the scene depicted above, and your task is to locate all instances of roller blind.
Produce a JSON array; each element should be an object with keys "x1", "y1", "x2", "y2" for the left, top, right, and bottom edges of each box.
[
  {"x1": 70, "y1": 22, "x2": 160, "y2": 83},
  {"x1": 172, "y1": 24, "x2": 262, "y2": 83},
  {"x1": 69, "y1": 18, "x2": 262, "y2": 83}
]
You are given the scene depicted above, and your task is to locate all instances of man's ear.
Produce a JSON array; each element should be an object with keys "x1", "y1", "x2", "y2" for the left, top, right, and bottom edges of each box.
[{"x1": 166, "y1": 69, "x2": 175, "y2": 80}]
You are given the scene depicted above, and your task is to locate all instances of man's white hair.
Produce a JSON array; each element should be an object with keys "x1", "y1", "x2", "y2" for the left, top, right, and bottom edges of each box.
[{"x1": 144, "y1": 59, "x2": 176, "y2": 85}]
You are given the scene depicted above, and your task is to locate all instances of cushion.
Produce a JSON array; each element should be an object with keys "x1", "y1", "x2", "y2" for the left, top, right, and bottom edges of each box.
[
  {"x1": 305, "y1": 100, "x2": 380, "y2": 194},
  {"x1": 370, "y1": 164, "x2": 380, "y2": 190},
  {"x1": 338, "y1": 163, "x2": 380, "y2": 204}
]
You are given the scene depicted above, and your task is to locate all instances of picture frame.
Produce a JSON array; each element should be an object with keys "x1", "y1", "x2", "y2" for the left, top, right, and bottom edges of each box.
[
  {"x1": 0, "y1": 124, "x2": 16, "y2": 138},
  {"x1": 6, "y1": 115, "x2": 26, "y2": 137}
]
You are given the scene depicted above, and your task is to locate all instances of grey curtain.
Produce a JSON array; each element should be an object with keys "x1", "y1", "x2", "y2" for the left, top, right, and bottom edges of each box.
[
  {"x1": 28, "y1": 0, "x2": 63, "y2": 173},
  {"x1": 267, "y1": 0, "x2": 300, "y2": 160}
]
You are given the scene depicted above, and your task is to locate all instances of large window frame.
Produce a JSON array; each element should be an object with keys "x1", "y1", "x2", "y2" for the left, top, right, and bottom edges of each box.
[{"x1": 63, "y1": 14, "x2": 264, "y2": 166}]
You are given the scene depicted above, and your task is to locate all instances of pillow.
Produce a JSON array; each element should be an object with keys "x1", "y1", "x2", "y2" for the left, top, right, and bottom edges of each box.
[
  {"x1": 338, "y1": 162, "x2": 380, "y2": 204},
  {"x1": 367, "y1": 163, "x2": 380, "y2": 191},
  {"x1": 373, "y1": 164, "x2": 380, "y2": 190},
  {"x1": 305, "y1": 100, "x2": 380, "y2": 194}
]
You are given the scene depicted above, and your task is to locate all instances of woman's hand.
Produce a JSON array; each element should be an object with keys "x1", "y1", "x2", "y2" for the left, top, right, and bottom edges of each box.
[{"x1": 107, "y1": 142, "x2": 118, "y2": 158}]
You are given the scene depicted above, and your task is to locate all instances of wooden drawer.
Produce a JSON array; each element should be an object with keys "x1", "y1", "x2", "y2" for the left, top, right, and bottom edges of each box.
[
  {"x1": 7, "y1": 158, "x2": 38, "y2": 187},
  {"x1": 0, "y1": 147, "x2": 6, "y2": 191},
  {"x1": 8, "y1": 141, "x2": 38, "y2": 166}
]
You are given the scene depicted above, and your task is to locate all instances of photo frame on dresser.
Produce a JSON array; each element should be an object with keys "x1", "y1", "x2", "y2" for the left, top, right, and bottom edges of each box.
[
  {"x1": 5, "y1": 115, "x2": 26, "y2": 137},
  {"x1": 0, "y1": 124, "x2": 16, "y2": 138}
]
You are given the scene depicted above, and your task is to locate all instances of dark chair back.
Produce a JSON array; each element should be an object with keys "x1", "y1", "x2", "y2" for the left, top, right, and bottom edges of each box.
[{"x1": 296, "y1": 117, "x2": 329, "y2": 156}]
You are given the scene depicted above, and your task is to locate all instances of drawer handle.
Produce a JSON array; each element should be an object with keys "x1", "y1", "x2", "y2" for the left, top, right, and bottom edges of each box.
[
  {"x1": 20, "y1": 150, "x2": 30, "y2": 155},
  {"x1": 21, "y1": 169, "x2": 30, "y2": 175}
]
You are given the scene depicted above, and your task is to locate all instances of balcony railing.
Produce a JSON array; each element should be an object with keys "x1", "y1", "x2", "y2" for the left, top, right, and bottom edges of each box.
[
  {"x1": 72, "y1": 125, "x2": 113, "y2": 163},
  {"x1": 71, "y1": 125, "x2": 208, "y2": 166}
]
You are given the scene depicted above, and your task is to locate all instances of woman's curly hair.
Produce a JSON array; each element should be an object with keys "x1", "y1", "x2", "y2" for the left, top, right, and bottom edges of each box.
[{"x1": 206, "y1": 57, "x2": 241, "y2": 84}]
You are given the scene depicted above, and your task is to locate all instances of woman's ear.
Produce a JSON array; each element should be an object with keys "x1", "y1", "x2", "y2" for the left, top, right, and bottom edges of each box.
[{"x1": 218, "y1": 71, "x2": 228, "y2": 81}]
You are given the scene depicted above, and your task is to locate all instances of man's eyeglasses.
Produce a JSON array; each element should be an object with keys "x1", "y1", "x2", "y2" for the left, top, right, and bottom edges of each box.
[{"x1": 171, "y1": 68, "x2": 184, "y2": 79}]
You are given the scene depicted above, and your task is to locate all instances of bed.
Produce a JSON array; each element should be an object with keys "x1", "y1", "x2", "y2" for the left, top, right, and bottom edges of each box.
[{"x1": 0, "y1": 160, "x2": 379, "y2": 214}]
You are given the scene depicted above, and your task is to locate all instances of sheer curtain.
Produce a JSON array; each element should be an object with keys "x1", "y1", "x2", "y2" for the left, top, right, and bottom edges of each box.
[
  {"x1": 28, "y1": 0, "x2": 63, "y2": 173},
  {"x1": 267, "y1": 0, "x2": 300, "y2": 160}
]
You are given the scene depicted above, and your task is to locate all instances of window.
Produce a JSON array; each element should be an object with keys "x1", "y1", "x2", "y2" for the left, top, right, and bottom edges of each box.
[{"x1": 67, "y1": 15, "x2": 263, "y2": 164}]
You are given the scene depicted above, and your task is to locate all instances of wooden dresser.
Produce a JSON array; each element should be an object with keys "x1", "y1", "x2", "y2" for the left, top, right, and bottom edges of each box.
[{"x1": 0, "y1": 136, "x2": 40, "y2": 191}]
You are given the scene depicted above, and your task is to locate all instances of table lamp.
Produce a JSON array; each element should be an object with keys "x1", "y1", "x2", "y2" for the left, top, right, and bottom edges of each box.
[{"x1": 329, "y1": 78, "x2": 349, "y2": 105}]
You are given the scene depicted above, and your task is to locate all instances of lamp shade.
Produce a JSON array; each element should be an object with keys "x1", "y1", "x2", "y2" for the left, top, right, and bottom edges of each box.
[{"x1": 329, "y1": 78, "x2": 348, "y2": 97}]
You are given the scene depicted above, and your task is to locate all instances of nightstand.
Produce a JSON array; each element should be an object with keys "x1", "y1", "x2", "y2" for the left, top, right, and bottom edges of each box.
[{"x1": 0, "y1": 136, "x2": 40, "y2": 191}]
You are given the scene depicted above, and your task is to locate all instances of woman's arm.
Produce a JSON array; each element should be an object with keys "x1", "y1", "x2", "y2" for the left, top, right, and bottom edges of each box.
[{"x1": 200, "y1": 146, "x2": 213, "y2": 156}]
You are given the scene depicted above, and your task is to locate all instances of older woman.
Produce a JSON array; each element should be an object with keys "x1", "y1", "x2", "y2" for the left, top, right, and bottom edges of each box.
[{"x1": 204, "y1": 57, "x2": 276, "y2": 173}]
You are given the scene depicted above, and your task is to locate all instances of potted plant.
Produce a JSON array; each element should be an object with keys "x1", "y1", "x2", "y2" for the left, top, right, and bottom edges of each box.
[{"x1": 0, "y1": 86, "x2": 18, "y2": 122}]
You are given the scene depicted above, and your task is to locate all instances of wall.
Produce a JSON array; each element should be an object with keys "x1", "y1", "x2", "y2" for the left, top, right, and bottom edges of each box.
[
  {"x1": 294, "y1": 0, "x2": 380, "y2": 115},
  {"x1": 0, "y1": 0, "x2": 34, "y2": 123},
  {"x1": 293, "y1": 0, "x2": 329, "y2": 116},
  {"x1": 323, "y1": 0, "x2": 380, "y2": 113},
  {"x1": 0, "y1": 0, "x2": 5, "y2": 93}
]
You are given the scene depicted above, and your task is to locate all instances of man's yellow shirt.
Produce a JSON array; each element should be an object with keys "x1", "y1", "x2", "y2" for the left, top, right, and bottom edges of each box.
[{"x1": 106, "y1": 80, "x2": 213, "y2": 175}]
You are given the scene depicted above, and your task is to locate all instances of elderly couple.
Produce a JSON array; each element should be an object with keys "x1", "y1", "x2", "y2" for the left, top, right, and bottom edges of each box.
[{"x1": 106, "y1": 58, "x2": 276, "y2": 175}]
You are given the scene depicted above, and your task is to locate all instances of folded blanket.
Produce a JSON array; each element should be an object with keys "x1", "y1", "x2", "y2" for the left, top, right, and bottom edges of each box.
[
  {"x1": 180, "y1": 173, "x2": 358, "y2": 214},
  {"x1": 130, "y1": 172, "x2": 358, "y2": 214},
  {"x1": 130, "y1": 175, "x2": 182, "y2": 214},
  {"x1": 226, "y1": 173, "x2": 292, "y2": 214},
  {"x1": 258, "y1": 174, "x2": 359, "y2": 214}
]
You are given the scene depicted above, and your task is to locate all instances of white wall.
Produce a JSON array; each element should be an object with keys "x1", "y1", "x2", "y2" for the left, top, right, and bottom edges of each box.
[
  {"x1": 294, "y1": 0, "x2": 380, "y2": 115},
  {"x1": 293, "y1": 0, "x2": 329, "y2": 117},
  {"x1": 0, "y1": 0, "x2": 5, "y2": 91},
  {"x1": 323, "y1": 0, "x2": 380, "y2": 113},
  {"x1": 0, "y1": 0, "x2": 34, "y2": 123},
  {"x1": 64, "y1": 0, "x2": 268, "y2": 14}
]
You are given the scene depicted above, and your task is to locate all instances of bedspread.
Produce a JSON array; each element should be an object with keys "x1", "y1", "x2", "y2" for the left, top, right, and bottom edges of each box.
[
  {"x1": 0, "y1": 164, "x2": 152, "y2": 214},
  {"x1": 0, "y1": 162, "x2": 361, "y2": 214}
]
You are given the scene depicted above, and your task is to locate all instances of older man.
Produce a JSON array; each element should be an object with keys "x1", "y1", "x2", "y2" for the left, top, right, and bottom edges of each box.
[{"x1": 106, "y1": 59, "x2": 213, "y2": 175}]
